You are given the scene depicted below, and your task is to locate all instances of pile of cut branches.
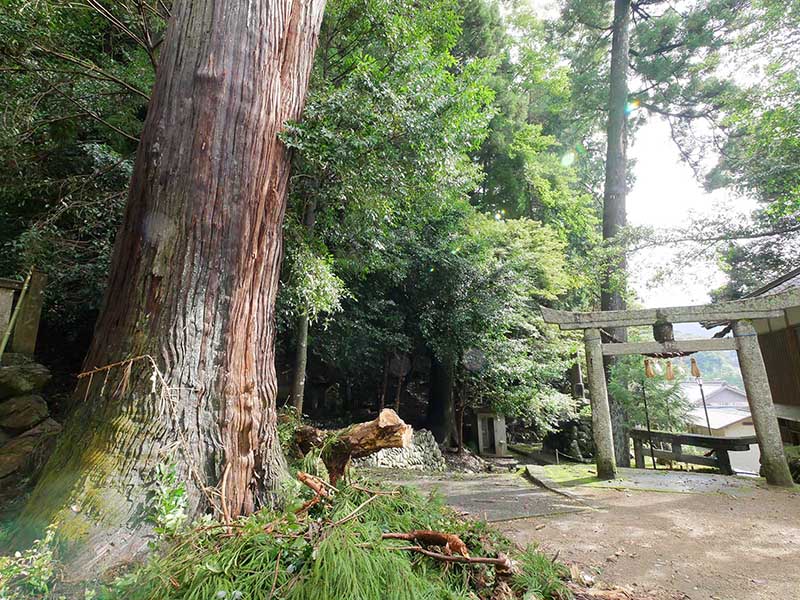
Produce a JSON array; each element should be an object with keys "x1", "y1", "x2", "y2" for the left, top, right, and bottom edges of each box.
[
  {"x1": 57, "y1": 411, "x2": 569, "y2": 599},
  {"x1": 88, "y1": 470, "x2": 571, "y2": 600}
]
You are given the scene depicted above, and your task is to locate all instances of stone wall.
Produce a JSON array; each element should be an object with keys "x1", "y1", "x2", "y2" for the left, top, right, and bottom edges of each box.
[
  {"x1": 543, "y1": 416, "x2": 594, "y2": 461},
  {"x1": 0, "y1": 354, "x2": 60, "y2": 516},
  {"x1": 352, "y1": 429, "x2": 446, "y2": 471}
]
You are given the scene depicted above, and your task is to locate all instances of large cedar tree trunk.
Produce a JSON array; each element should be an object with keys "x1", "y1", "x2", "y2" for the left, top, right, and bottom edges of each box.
[
  {"x1": 16, "y1": 0, "x2": 326, "y2": 577},
  {"x1": 601, "y1": 0, "x2": 632, "y2": 466}
]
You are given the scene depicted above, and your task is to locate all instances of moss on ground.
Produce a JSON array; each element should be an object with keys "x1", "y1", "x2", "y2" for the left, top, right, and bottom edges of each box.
[{"x1": 536, "y1": 463, "x2": 603, "y2": 487}]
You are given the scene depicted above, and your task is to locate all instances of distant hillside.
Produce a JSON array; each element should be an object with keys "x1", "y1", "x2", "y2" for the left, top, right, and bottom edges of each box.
[{"x1": 673, "y1": 324, "x2": 744, "y2": 388}]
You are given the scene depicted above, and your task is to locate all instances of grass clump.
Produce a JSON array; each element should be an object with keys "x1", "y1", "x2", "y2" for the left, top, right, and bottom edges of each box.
[{"x1": 512, "y1": 547, "x2": 572, "y2": 599}]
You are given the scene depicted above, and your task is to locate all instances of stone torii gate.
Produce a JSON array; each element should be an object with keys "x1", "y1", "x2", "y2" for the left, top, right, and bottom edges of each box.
[{"x1": 541, "y1": 289, "x2": 797, "y2": 487}]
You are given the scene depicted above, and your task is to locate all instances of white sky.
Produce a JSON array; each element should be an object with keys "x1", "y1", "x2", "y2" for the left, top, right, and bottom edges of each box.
[
  {"x1": 627, "y1": 118, "x2": 756, "y2": 308},
  {"x1": 521, "y1": 0, "x2": 760, "y2": 310}
]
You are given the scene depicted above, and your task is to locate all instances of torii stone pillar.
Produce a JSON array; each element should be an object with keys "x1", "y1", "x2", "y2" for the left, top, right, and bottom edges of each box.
[
  {"x1": 584, "y1": 328, "x2": 617, "y2": 479},
  {"x1": 733, "y1": 319, "x2": 794, "y2": 487}
]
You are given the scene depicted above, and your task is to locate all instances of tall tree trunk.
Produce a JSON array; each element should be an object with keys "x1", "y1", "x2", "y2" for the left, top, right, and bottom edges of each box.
[
  {"x1": 15, "y1": 0, "x2": 326, "y2": 578},
  {"x1": 427, "y1": 355, "x2": 457, "y2": 447},
  {"x1": 378, "y1": 353, "x2": 390, "y2": 411},
  {"x1": 602, "y1": 0, "x2": 631, "y2": 467},
  {"x1": 291, "y1": 314, "x2": 310, "y2": 413},
  {"x1": 290, "y1": 197, "x2": 317, "y2": 414}
]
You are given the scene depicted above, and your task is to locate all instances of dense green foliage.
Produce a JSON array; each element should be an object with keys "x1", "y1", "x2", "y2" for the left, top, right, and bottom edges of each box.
[
  {"x1": 608, "y1": 356, "x2": 689, "y2": 432},
  {"x1": 0, "y1": 0, "x2": 599, "y2": 433},
  {"x1": 554, "y1": 0, "x2": 800, "y2": 298},
  {"x1": 1, "y1": 0, "x2": 796, "y2": 446},
  {"x1": 275, "y1": 0, "x2": 609, "y2": 431},
  {"x1": 0, "y1": 0, "x2": 154, "y2": 369},
  {"x1": 705, "y1": 2, "x2": 800, "y2": 297}
]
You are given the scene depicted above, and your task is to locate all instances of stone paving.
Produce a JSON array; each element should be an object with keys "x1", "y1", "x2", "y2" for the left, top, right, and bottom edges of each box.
[
  {"x1": 373, "y1": 469, "x2": 590, "y2": 522},
  {"x1": 525, "y1": 464, "x2": 763, "y2": 496}
]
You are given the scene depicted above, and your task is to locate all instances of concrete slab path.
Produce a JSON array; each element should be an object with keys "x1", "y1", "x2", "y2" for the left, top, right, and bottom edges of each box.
[{"x1": 370, "y1": 469, "x2": 590, "y2": 522}]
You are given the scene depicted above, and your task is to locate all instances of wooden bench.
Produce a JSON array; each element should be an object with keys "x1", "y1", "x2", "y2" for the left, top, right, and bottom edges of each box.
[{"x1": 630, "y1": 428, "x2": 757, "y2": 475}]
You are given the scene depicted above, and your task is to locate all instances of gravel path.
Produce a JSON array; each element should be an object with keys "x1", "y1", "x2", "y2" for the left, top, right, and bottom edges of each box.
[{"x1": 497, "y1": 474, "x2": 800, "y2": 600}]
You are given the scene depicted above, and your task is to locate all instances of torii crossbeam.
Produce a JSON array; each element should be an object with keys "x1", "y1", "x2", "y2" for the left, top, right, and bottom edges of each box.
[{"x1": 541, "y1": 289, "x2": 797, "y2": 487}]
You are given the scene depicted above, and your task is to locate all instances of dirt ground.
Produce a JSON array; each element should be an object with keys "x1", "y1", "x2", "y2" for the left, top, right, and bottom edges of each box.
[{"x1": 497, "y1": 481, "x2": 800, "y2": 600}]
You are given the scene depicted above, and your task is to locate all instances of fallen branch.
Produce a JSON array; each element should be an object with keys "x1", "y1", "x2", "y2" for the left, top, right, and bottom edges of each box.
[
  {"x1": 297, "y1": 471, "x2": 330, "y2": 498},
  {"x1": 269, "y1": 550, "x2": 282, "y2": 597},
  {"x1": 382, "y1": 530, "x2": 470, "y2": 557},
  {"x1": 385, "y1": 545, "x2": 513, "y2": 570},
  {"x1": 295, "y1": 409, "x2": 412, "y2": 484},
  {"x1": 385, "y1": 542, "x2": 517, "y2": 600},
  {"x1": 296, "y1": 471, "x2": 331, "y2": 514}
]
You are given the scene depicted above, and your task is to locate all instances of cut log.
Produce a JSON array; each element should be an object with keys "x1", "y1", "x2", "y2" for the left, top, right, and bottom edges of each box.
[{"x1": 295, "y1": 409, "x2": 412, "y2": 484}]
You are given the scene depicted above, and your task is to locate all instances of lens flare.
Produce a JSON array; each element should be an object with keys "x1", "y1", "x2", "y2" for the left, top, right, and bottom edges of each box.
[
  {"x1": 560, "y1": 151, "x2": 576, "y2": 167},
  {"x1": 625, "y1": 98, "x2": 641, "y2": 115}
]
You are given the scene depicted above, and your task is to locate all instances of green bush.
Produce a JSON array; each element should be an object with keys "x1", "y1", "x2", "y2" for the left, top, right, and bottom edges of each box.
[{"x1": 0, "y1": 525, "x2": 57, "y2": 599}]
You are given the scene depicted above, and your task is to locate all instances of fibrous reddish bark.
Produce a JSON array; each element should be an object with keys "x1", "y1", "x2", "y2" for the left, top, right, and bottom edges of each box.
[
  {"x1": 16, "y1": 0, "x2": 326, "y2": 578},
  {"x1": 295, "y1": 408, "x2": 412, "y2": 483}
]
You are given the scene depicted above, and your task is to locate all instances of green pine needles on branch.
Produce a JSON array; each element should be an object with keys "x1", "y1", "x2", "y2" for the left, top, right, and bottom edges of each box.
[{"x1": 104, "y1": 480, "x2": 572, "y2": 600}]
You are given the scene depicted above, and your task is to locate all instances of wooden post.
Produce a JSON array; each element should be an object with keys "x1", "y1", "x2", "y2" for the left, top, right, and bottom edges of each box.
[
  {"x1": 633, "y1": 437, "x2": 645, "y2": 469},
  {"x1": 11, "y1": 271, "x2": 46, "y2": 356},
  {"x1": 733, "y1": 319, "x2": 794, "y2": 487},
  {"x1": 716, "y1": 450, "x2": 733, "y2": 476},
  {"x1": 0, "y1": 288, "x2": 13, "y2": 336},
  {"x1": 671, "y1": 443, "x2": 682, "y2": 461},
  {"x1": 584, "y1": 328, "x2": 617, "y2": 479}
]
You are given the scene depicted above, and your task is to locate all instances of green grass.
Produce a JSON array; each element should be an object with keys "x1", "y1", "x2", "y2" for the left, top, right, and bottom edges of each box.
[{"x1": 512, "y1": 547, "x2": 572, "y2": 599}]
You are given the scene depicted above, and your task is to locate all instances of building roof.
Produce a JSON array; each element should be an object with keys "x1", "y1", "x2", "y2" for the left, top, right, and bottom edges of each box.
[
  {"x1": 686, "y1": 407, "x2": 752, "y2": 430},
  {"x1": 678, "y1": 380, "x2": 747, "y2": 406},
  {"x1": 746, "y1": 266, "x2": 800, "y2": 298},
  {"x1": 703, "y1": 266, "x2": 800, "y2": 329}
]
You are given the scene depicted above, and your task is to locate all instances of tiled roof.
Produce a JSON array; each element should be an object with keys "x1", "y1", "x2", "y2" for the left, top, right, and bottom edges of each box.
[
  {"x1": 686, "y1": 407, "x2": 751, "y2": 430},
  {"x1": 678, "y1": 381, "x2": 747, "y2": 405}
]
